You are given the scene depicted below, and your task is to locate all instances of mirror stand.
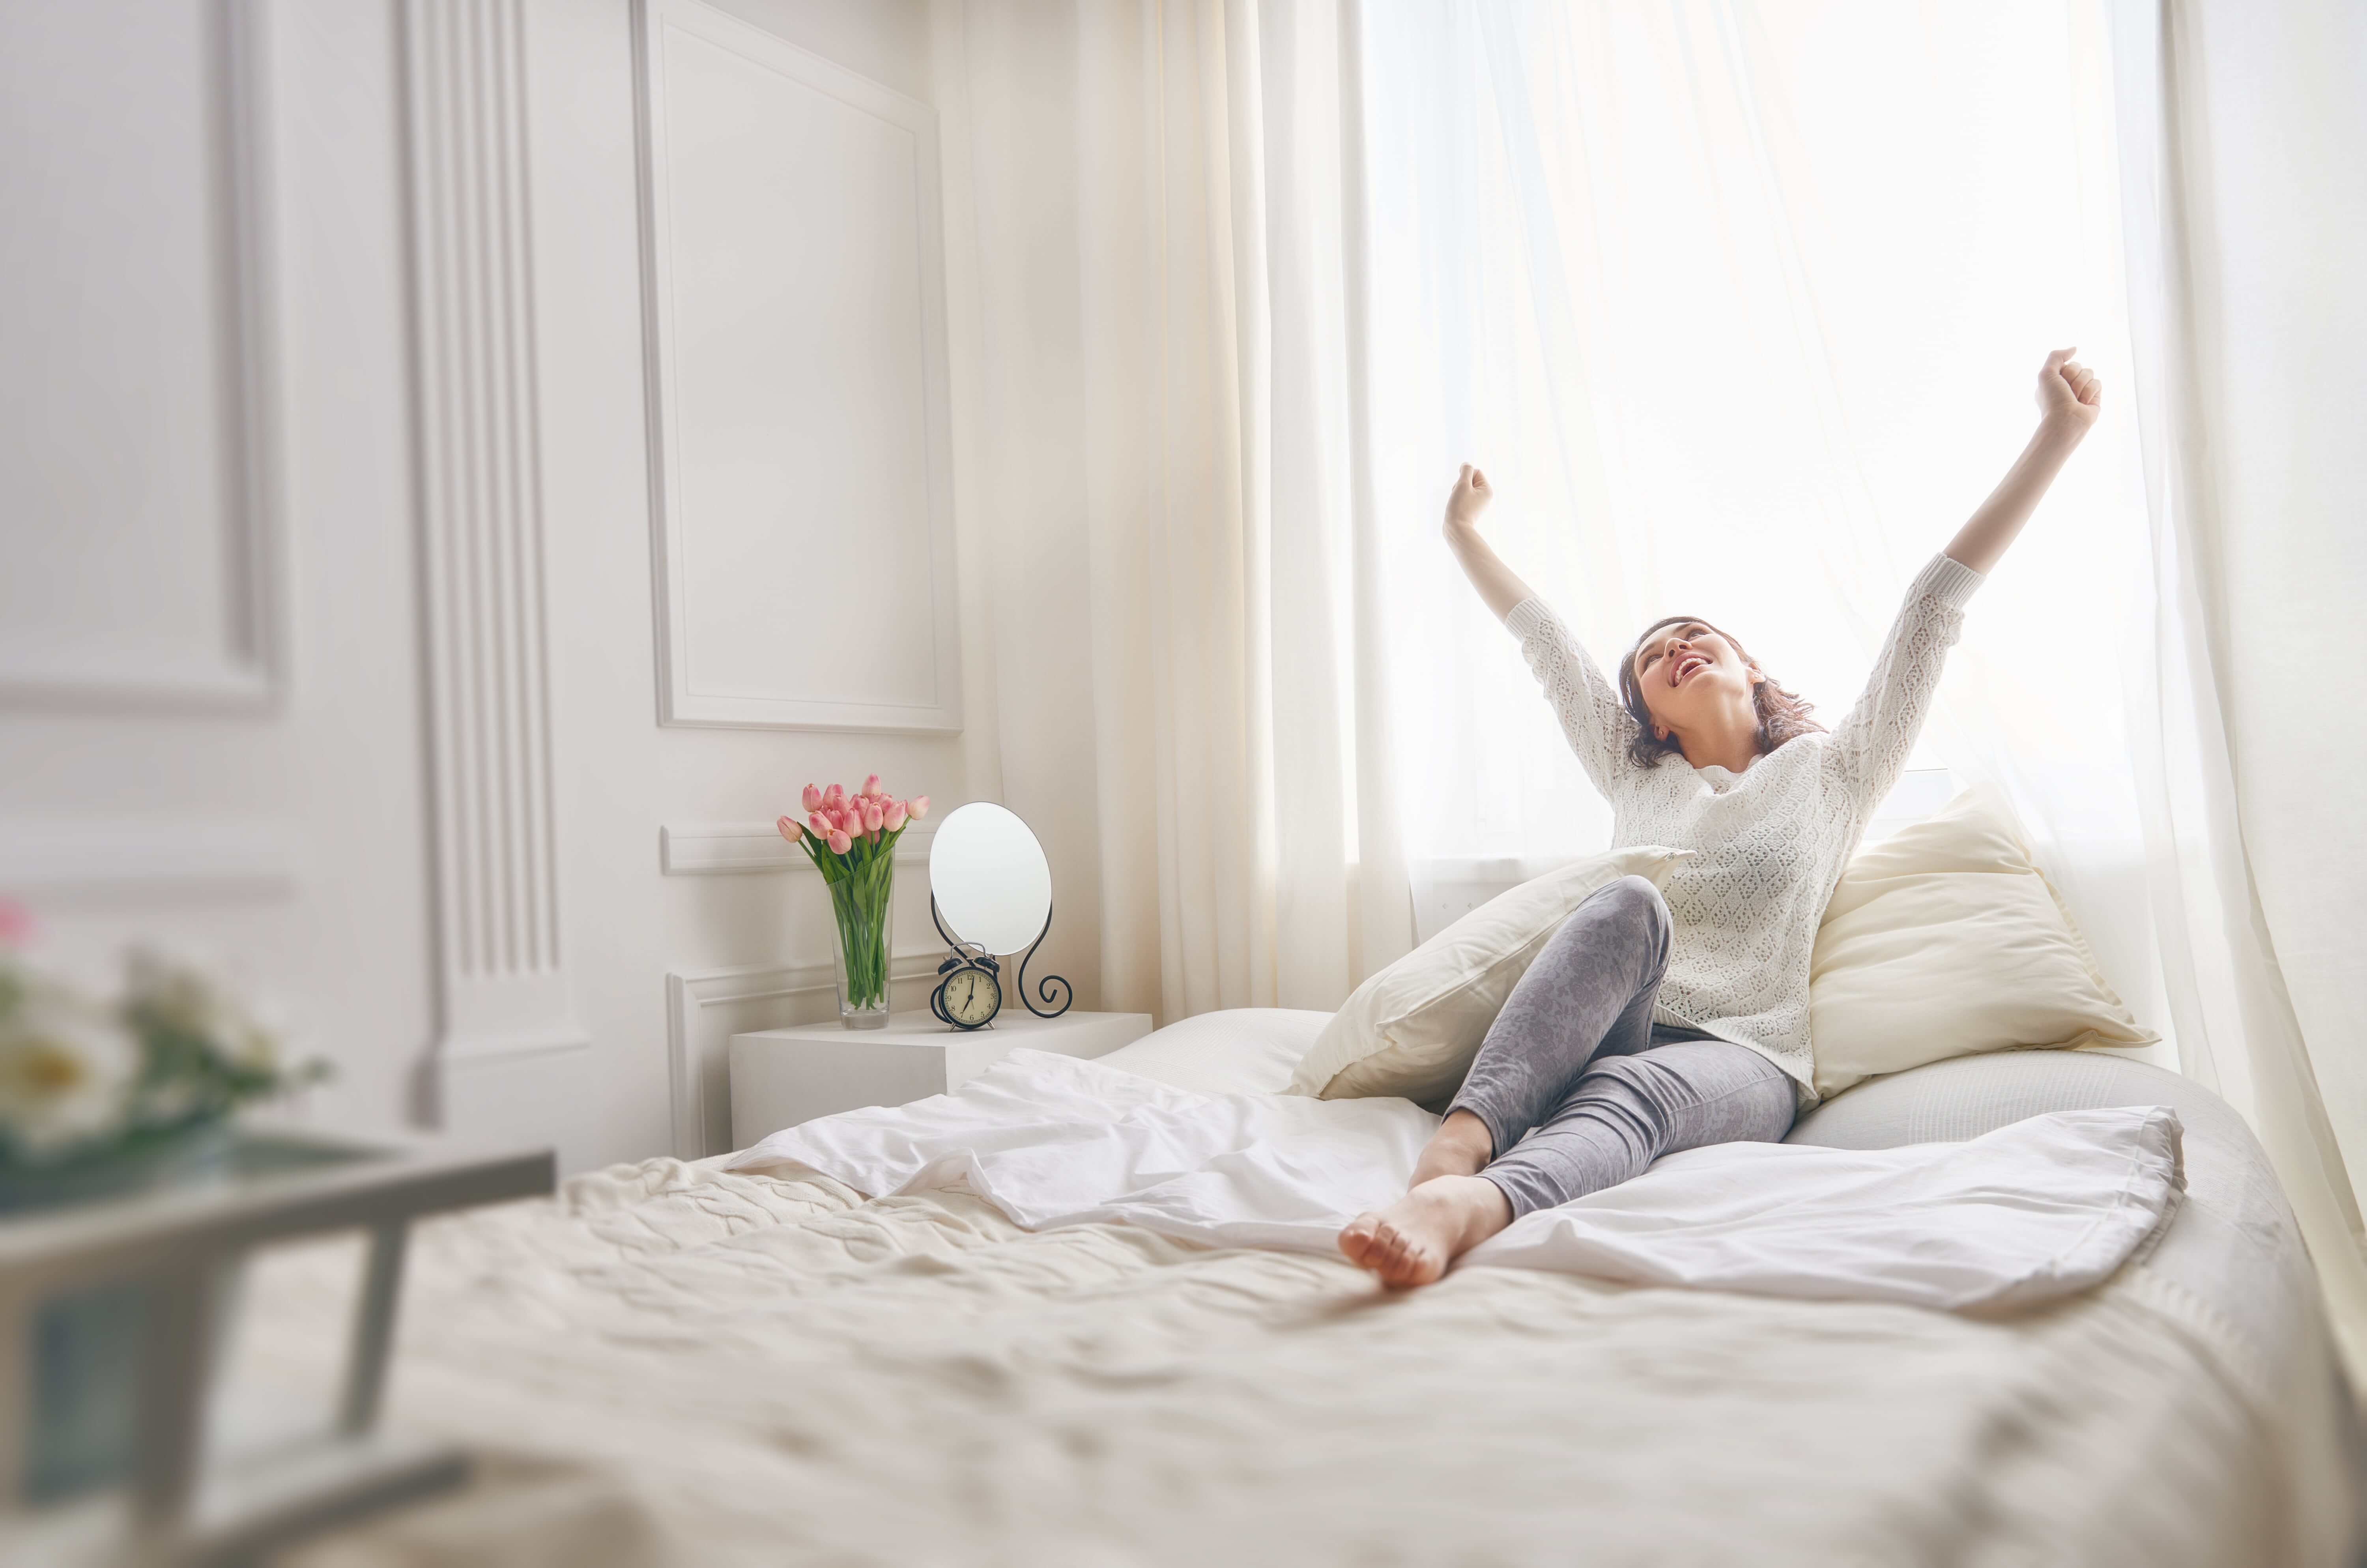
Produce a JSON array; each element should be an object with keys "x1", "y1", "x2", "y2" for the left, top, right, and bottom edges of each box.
[
  {"x1": 925, "y1": 801, "x2": 1071, "y2": 1024},
  {"x1": 1013, "y1": 903, "x2": 1073, "y2": 1019}
]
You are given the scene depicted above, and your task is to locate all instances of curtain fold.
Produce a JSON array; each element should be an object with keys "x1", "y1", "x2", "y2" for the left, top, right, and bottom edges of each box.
[{"x1": 952, "y1": 0, "x2": 1414, "y2": 1026}]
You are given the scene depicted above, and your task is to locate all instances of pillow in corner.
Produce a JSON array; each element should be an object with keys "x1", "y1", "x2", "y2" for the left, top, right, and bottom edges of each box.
[
  {"x1": 1810, "y1": 785, "x2": 2156, "y2": 1101},
  {"x1": 1288, "y1": 846, "x2": 1687, "y2": 1104}
]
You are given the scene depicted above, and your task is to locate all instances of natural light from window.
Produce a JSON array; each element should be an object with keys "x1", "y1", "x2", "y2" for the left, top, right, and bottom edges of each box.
[{"x1": 1359, "y1": 0, "x2": 2153, "y2": 962}]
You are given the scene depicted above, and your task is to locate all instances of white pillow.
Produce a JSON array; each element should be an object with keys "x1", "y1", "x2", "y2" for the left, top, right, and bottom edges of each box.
[
  {"x1": 1289, "y1": 846, "x2": 1687, "y2": 1103},
  {"x1": 1810, "y1": 787, "x2": 2156, "y2": 1100},
  {"x1": 1097, "y1": 1008, "x2": 1331, "y2": 1096}
]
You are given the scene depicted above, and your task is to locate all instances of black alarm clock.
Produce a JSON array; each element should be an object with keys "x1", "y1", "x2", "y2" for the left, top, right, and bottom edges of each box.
[
  {"x1": 928, "y1": 893, "x2": 1006, "y2": 1030},
  {"x1": 932, "y1": 951, "x2": 1002, "y2": 1030}
]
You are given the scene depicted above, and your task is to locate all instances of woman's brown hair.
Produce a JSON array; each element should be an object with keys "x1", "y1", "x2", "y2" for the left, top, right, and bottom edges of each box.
[{"x1": 1614, "y1": 615, "x2": 1825, "y2": 770}]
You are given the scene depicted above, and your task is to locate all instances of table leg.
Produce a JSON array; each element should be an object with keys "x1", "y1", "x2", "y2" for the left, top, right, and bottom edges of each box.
[
  {"x1": 338, "y1": 1222, "x2": 408, "y2": 1438},
  {"x1": 0, "y1": 1283, "x2": 25, "y2": 1514},
  {"x1": 134, "y1": 1260, "x2": 228, "y2": 1532}
]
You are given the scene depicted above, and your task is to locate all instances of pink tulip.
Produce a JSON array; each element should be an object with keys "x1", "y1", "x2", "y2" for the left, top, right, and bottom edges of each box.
[
  {"x1": 882, "y1": 800, "x2": 907, "y2": 831},
  {"x1": 826, "y1": 828, "x2": 852, "y2": 854},
  {"x1": 802, "y1": 783, "x2": 823, "y2": 813},
  {"x1": 808, "y1": 811, "x2": 830, "y2": 836},
  {"x1": 906, "y1": 795, "x2": 929, "y2": 820},
  {"x1": 862, "y1": 774, "x2": 882, "y2": 798},
  {"x1": 823, "y1": 783, "x2": 845, "y2": 809},
  {"x1": 776, "y1": 815, "x2": 804, "y2": 843},
  {"x1": 862, "y1": 798, "x2": 884, "y2": 832},
  {"x1": 0, "y1": 898, "x2": 29, "y2": 946}
]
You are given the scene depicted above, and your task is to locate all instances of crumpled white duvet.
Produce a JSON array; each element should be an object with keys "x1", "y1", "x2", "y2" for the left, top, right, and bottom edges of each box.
[{"x1": 728, "y1": 1048, "x2": 2185, "y2": 1312}]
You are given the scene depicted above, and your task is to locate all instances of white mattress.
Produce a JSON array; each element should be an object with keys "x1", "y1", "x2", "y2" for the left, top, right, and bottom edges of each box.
[{"x1": 256, "y1": 1011, "x2": 2360, "y2": 1567}]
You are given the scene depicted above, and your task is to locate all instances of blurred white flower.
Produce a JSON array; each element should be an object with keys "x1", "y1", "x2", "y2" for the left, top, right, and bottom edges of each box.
[
  {"x1": 0, "y1": 993, "x2": 137, "y2": 1158},
  {"x1": 123, "y1": 945, "x2": 278, "y2": 1065}
]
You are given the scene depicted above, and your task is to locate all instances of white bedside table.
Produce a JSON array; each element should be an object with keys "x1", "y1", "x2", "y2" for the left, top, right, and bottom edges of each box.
[{"x1": 728, "y1": 1010, "x2": 1154, "y2": 1149}]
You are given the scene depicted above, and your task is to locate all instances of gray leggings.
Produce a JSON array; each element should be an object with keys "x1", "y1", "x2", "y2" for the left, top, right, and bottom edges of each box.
[{"x1": 1448, "y1": 875, "x2": 1797, "y2": 1219}]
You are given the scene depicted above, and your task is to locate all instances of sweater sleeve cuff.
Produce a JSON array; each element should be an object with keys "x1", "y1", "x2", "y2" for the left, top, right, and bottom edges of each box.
[
  {"x1": 1505, "y1": 596, "x2": 1557, "y2": 641},
  {"x1": 1913, "y1": 552, "x2": 1986, "y2": 610}
]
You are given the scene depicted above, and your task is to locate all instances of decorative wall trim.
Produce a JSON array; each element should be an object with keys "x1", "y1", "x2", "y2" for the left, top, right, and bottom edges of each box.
[
  {"x1": 659, "y1": 822, "x2": 935, "y2": 876},
  {"x1": 0, "y1": 0, "x2": 282, "y2": 712},
  {"x1": 665, "y1": 954, "x2": 941, "y2": 1159},
  {"x1": 633, "y1": 0, "x2": 963, "y2": 733},
  {"x1": 0, "y1": 818, "x2": 295, "y2": 901},
  {"x1": 403, "y1": 0, "x2": 581, "y2": 1062}
]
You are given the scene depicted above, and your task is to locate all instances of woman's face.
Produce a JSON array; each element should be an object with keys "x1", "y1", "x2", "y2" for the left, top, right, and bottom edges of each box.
[{"x1": 1630, "y1": 620, "x2": 1760, "y2": 739}]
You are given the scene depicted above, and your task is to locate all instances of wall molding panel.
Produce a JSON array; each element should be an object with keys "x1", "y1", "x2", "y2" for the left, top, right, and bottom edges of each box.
[
  {"x1": 0, "y1": 0, "x2": 282, "y2": 712},
  {"x1": 0, "y1": 818, "x2": 295, "y2": 902},
  {"x1": 404, "y1": 0, "x2": 582, "y2": 1062},
  {"x1": 665, "y1": 954, "x2": 940, "y2": 1158},
  {"x1": 634, "y1": 0, "x2": 964, "y2": 733},
  {"x1": 659, "y1": 821, "x2": 935, "y2": 876}
]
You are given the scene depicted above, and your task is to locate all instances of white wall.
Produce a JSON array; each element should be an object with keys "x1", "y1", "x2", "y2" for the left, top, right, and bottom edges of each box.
[
  {"x1": 0, "y1": 0, "x2": 433, "y2": 1137},
  {"x1": 0, "y1": 0, "x2": 1068, "y2": 1174}
]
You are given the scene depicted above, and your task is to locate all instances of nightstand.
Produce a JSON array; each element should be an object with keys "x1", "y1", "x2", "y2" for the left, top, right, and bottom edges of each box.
[{"x1": 727, "y1": 1010, "x2": 1155, "y2": 1149}]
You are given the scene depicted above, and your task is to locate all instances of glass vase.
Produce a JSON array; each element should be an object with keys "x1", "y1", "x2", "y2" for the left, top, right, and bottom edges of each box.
[{"x1": 826, "y1": 862, "x2": 896, "y2": 1028}]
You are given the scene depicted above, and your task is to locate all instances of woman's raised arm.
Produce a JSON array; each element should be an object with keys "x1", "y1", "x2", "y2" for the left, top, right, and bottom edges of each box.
[
  {"x1": 1440, "y1": 465, "x2": 1539, "y2": 622},
  {"x1": 1442, "y1": 464, "x2": 1636, "y2": 796},
  {"x1": 1943, "y1": 349, "x2": 2103, "y2": 574}
]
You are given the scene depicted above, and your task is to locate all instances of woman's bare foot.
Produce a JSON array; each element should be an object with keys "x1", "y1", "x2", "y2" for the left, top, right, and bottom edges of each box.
[
  {"x1": 1409, "y1": 1108, "x2": 1495, "y2": 1190},
  {"x1": 1337, "y1": 1175, "x2": 1515, "y2": 1288}
]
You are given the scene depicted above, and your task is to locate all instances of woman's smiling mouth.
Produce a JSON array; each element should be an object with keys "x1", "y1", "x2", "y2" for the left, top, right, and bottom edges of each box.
[{"x1": 1673, "y1": 652, "x2": 1708, "y2": 686}]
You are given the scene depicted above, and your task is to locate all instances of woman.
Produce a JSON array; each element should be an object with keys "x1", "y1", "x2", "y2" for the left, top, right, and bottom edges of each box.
[{"x1": 1339, "y1": 348, "x2": 2105, "y2": 1287}]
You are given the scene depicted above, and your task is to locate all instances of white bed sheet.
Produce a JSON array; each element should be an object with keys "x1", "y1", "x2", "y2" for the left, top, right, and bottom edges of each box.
[
  {"x1": 257, "y1": 1012, "x2": 2359, "y2": 1568},
  {"x1": 732, "y1": 1048, "x2": 2186, "y2": 1312}
]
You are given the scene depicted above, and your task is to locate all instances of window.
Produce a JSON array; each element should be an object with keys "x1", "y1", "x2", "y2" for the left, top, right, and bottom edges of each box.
[{"x1": 1361, "y1": 2, "x2": 2149, "y2": 943}]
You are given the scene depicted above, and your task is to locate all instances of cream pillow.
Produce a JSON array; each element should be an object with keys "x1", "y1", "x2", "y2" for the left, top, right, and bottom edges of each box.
[
  {"x1": 1810, "y1": 786, "x2": 2156, "y2": 1100},
  {"x1": 1289, "y1": 846, "x2": 1686, "y2": 1103}
]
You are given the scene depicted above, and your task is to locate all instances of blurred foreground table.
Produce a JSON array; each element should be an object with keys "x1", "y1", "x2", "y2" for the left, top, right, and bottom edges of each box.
[{"x1": 0, "y1": 1123, "x2": 552, "y2": 1566}]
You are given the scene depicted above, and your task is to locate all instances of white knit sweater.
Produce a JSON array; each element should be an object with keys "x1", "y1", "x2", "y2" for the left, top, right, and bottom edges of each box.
[{"x1": 1506, "y1": 551, "x2": 1985, "y2": 1107}]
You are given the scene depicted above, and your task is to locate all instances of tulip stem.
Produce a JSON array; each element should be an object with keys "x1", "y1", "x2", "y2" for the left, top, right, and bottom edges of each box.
[{"x1": 817, "y1": 825, "x2": 907, "y2": 1013}]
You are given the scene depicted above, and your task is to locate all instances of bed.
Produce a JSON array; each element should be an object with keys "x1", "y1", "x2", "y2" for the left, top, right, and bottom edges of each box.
[{"x1": 252, "y1": 1009, "x2": 2362, "y2": 1567}]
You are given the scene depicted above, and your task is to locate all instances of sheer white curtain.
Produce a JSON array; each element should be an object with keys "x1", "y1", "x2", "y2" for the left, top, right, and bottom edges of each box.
[
  {"x1": 2104, "y1": 0, "x2": 2367, "y2": 1378},
  {"x1": 1358, "y1": 2, "x2": 2169, "y2": 1034},
  {"x1": 946, "y1": 0, "x2": 1414, "y2": 1024}
]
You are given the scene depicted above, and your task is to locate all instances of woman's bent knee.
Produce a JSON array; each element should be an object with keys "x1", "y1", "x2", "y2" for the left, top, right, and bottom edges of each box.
[{"x1": 1583, "y1": 874, "x2": 1671, "y2": 942}]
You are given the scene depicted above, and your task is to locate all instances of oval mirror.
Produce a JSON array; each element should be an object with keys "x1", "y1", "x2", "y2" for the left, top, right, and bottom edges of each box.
[{"x1": 928, "y1": 803, "x2": 1053, "y2": 956}]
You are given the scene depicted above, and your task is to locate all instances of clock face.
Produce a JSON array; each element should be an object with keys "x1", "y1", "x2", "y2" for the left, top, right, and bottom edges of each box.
[{"x1": 944, "y1": 966, "x2": 1000, "y2": 1028}]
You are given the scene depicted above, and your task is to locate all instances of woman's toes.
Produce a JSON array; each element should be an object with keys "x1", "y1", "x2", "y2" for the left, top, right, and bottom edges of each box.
[
  {"x1": 1377, "y1": 1231, "x2": 1440, "y2": 1288},
  {"x1": 1365, "y1": 1219, "x2": 1404, "y2": 1278},
  {"x1": 1344, "y1": 1186, "x2": 1485, "y2": 1288},
  {"x1": 1362, "y1": 1219, "x2": 1436, "y2": 1288},
  {"x1": 1337, "y1": 1214, "x2": 1384, "y2": 1268}
]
